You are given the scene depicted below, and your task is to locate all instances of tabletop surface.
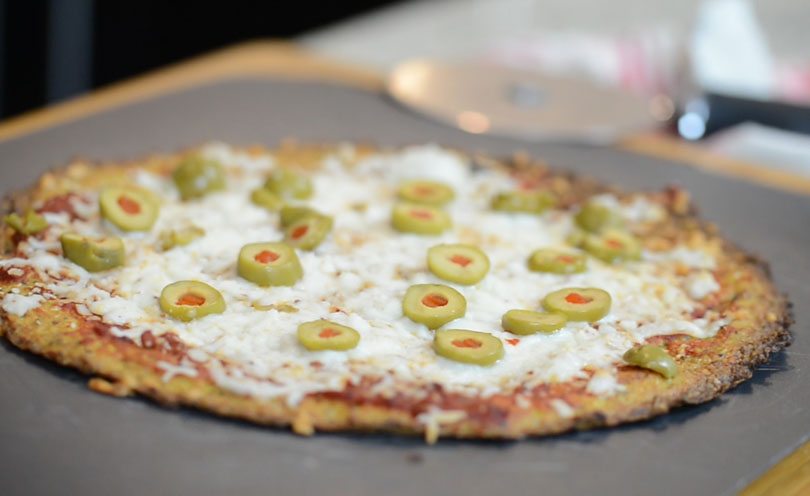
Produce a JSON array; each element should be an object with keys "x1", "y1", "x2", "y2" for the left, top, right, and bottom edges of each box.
[{"x1": 0, "y1": 73, "x2": 808, "y2": 496}]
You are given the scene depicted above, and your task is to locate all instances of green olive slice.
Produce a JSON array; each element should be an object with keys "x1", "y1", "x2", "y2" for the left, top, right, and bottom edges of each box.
[
  {"x1": 60, "y1": 232, "x2": 125, "y2": 272},
  {"x1": 264, "y1": 169, "x2": 313, "y2": 200},
  {"x1": 279, "y1": 205, "x2": 318, "y2": 227},
  {"x1": 238, "y1": 242, "x2": 303, "y2": 286},
  {"x1": 427, "y1": 244, "x2": 490, "y2": 285},
  {"x1": 490, "y1": 190, "x2": 554, "y2": 214},
  {"x1": 284, "y1": 214, "x2": 332, "y2": 251},
  {"x1": 252, "y1": 301, "x2": 298, "y2": 313},
  {"x1": 434, "y1": 329, "x2": 504, "y2": 366},
  {"x1": 528, "y1": 248, "x2": 586, "y2": 274},
  {"x1": 543, "y1": 287, "x2": 611, "y2": 322},
  {"x1": 159, "y1": 280, "x2": 226, "y2": 322},
  {"x1": 158, "y1": 225, "x2": 205, "y2": 251},
  {"x1": 502, "y1": 310, "x2": 567, "y2": 335},
  {"x1": 250, "y1": 188, "x2": 284, "y2": 211},
  {"x1": 172, "y1": 155, "x2": 226, "y2": 200},
  {"x1": 397, "y1": 180, "x2": 455, "y2": 206},
  {"x1": 5, "y1": 210, "x2": 47, "y2": 235},
  {"x1": 565, "y1": 228, "x2": 588, "y2": 248},
  {"x1": 99, "y1": 186, "x2": 159, "y2": 231},
  {"x1": 574, "y1": 202, "x2": 623, "y2": 233},
  {"x1": 298, "y1": 320, "x2": 360, "y2": 351},
  {"x1": 391, "y1": 202, "x2": 451, "y2": 235},
  {"x1": 623, "y1": 344, "x2": 678, "y2": 379},
  {"x1": 583, "y1": 228, "x2": 641, "y2": 264},
  {"x1": 402, "y1": 284, "x2": 466, "y2": 329}
]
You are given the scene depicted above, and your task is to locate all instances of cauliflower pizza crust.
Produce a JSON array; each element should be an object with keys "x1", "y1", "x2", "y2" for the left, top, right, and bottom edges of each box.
[{"x1": 0, "y1": 142, "x2": 792, "y2": 442}]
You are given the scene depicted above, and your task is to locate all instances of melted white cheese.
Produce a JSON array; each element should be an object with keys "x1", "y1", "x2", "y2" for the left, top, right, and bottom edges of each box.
[
  {"x1": 1, "y1": 293, "x2": 44, "y2": 317},
  {"x1": 644, "y1": 247, "x2": 717, "y2": 269},
  {"x1": 5, "y1": 143, "x2": 728, "y2": 405},
  {"x1": 550, "y1": 399, "x2": 575, "y2": 418},
  {"x1": 686, "y1": 270, "x2": 721, "y2": 300},
  {"x1": 157, "y1": 360, "x2": 199, "y2": 382},
  {"x1": 586, "y1": 369, "x2": 626, "y2": 395}
]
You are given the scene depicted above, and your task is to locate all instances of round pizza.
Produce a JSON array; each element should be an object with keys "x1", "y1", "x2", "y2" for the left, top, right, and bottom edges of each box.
[{"x1": 0, "y1": 141, "x2": 791, "y2": 442}]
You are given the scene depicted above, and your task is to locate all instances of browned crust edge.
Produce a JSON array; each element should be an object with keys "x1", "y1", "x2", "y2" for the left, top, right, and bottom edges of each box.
[{"x1": 0, "y1": 144, "x2": 794, "y2": 442}]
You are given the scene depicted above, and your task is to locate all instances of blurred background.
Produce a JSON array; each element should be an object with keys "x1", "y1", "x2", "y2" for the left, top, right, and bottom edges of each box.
[
  {"x1": 2, "y1": 0, "x2": 809, "y2": 173},
  {"x1": 0, "y1": 0, "x2": 403, "y2": 118}
]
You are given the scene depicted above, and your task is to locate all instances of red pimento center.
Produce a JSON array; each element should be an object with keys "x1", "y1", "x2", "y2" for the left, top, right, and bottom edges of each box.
[
  {"x1": 452, "y1": 338, "x2": 482, "y2": 348},
  {"x1": 606, "y1": 238, "x2": 624, "y2": 249},
  {"x1": 422, "y1": 294, "x2": 448, "y2": 308},
  {"x1": 505, "y1": 338, "x2": 520, "y2": 346},
  {"x1": 410, "y1": 209, "x2": 432, "y2": 220},
  {"x1": 176, "y1": 293, "x2": 205, "y2": 306},
  {"x1": 291, "y1": 225, "x2": 309, "y2": 239},
  {"x1": 254, "y1": 250, "x2": 280, "y2": 263},
  {"x1": 556, "y1": 255, "x2": 575, "y2": 264},
  {"x1": 118, "y1": 195, "x2": 141, "y2": 215},
  {"x1": 449, "y1": 254, "x2": 472, "y2": 267},
  {"x1": 565, "y1": 292, "x2": 592, "y2": 305},
  {"x1": 318, "y1": 328, "x2": 341, "y2": 339},
  {"x1": 414, "y1": 185, "x2": 436, "y2": 197},
  {"x1": 518, "y1": 178, "x2": 540, "y2": 191}
]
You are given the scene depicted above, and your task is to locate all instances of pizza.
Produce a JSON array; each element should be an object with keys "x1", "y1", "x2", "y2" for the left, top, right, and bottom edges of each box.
[{"x1": 0, "y1": 141, "x2": 791, "y2": 442}]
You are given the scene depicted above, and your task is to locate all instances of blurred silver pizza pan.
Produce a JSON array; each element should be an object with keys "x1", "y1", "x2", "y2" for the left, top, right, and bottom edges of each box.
[{"x1": 388, "y1": 59, "x2": 664, "y2": 144}]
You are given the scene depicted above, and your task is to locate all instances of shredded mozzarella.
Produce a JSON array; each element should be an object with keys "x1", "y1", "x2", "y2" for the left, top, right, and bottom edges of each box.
[
  {"x1": 1, "y1": 293, "x2": 44, "y2": 317},
  {"x1": 3, "y1": 143, "x2": 728, "y2": 405}
]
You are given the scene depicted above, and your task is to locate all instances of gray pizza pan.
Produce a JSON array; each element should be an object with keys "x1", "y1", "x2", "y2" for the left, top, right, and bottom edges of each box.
[{"x1": 0, "y1": 79, "x2": 807, "y2": 496}]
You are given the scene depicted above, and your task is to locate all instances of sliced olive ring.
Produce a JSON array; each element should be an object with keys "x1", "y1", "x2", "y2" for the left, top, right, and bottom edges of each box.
[
  {"x1": 427, "y1": 244, "x2": 490, "y2": 285},
  {"x1": 297, "y1": 320, "x2": 360, "y2": 351},
  {"x1": 502, "y1": 310, "x2": 567, "y2": 335},
  {"x1": 284, "y1": 214, "x2": 333, "y2": 251},
  {"x1": 279, "y1": 205, "x2": 318, "y2": 228},
  {"x1": 528, "y1": 249, "x2": 586, "y2": 274},
  {"x1": 252, "y1": 302, "x2": 298, "y2": 313},
  {"x1": 264, "y1": 169, "x2": 313, "y2": 200},
  {"x1": 172, "y1": 155, "x2": 226, "y2": 200},
  {"x1": 397, "y1": 180, "x2": 455, "y2": 206},
  {"x1": 158, "y1": 225, "x2": 205, "y2": 251},
  {"x1": 5, "y1": 210, "x2": 47, "y2": 235},
  {"x1": 402, "y1": 284, "x2": 466, "y2": 329},
  {"x1": 434, "y1": 329, "x2": 504, "y2": 366},
  {"x1": 159, "y1": 280, "x2": 226, "y2": 322},
  {"x1": 623, "y1": 344, "x2": 678, "y2": 379},
  {"x1": 99, "y1": 186, "x2": 159, "y2": 231},
  {"x1": 583, "y1": 228, "x2": 641, "y2": 264},
  {"x1": 574, "y1": 202, "x2": 623, "y2": 233},
  {"x1": 238, "y1": 242, "x2": 303, "y2": 286},
  {"x1": 543, "y1": 287, "x2": 611, "y2": 322},
  {"x1": 565, "y1": 228, "x2": 588, "y2": 248},
  {"x1": 60, "y1": 232, "x2": 125, "y2": 272},
  {"x1": 490, "y1": 190, "x2": 554, "y2": 214},
  {"x1": 391, "y1": 202, "x2": 451, "y2": 235},
  {"x1": 250, "y1": 188, "x2": 284, "y2": 211}
]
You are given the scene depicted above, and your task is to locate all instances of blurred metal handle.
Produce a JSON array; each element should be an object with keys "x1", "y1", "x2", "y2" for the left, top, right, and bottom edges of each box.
[{"x1": 679, "y1": 93, "x2": 810, "y2": 140}]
